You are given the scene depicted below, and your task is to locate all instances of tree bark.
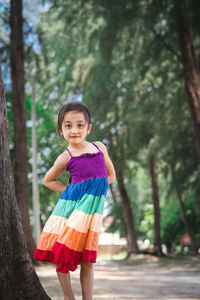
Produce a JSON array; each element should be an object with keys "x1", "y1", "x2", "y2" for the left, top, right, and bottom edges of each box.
[
  {"x1": 177, "y1": 0, "x2": 200, "y2": 161},
  {"x1": 116, "y1": 171, "x2": 140, "y2": 254},
  {"x1": 10, "y1": 0, "x2": 36, "y2": 257},
  {"x1": 149, "y1": 153, "x2": 163, "y2": 257},
  {"x1": 0, "y1": 61, "x2": 51, "y2": 300}
]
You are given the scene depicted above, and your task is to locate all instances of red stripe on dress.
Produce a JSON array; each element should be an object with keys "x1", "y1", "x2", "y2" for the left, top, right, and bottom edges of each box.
[
  {"x1": 33, "y1": 248, "x2": 56, "y2": 264},
  {"x1": 52, "y1": 242, "x2": 97, "y2": 265},
  {"x1": 33, "y1": 243, "x2": 97, "y2": 273}
]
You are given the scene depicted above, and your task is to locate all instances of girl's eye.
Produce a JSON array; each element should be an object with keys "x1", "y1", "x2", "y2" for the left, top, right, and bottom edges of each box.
[{"x1": 64, "y1": 123, "x2": 85, "y2": 129}]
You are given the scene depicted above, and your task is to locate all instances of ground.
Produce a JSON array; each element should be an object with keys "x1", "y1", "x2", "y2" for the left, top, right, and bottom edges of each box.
[{"x1": 35, "y1": 255, "x2": 200, "y2": 300}]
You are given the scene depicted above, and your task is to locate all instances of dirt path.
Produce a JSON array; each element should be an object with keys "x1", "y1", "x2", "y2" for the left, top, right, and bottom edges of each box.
[{"x1": 36, "y1": 257, "x2": 200, "y2": 300}]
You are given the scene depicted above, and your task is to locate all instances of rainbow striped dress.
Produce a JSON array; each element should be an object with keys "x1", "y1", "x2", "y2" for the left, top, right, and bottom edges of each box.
[{"x1": 33, "y1": 142, "x2": 108, "y2": 273}]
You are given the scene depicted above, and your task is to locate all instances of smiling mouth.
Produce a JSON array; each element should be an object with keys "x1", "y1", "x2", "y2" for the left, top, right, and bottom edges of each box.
[{"x1": 71, "y1": 136, "x2": 79, "y2": 138}]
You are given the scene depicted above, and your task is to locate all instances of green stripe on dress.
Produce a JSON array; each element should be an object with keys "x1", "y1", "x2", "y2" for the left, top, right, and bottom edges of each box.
[{"x1": 52, "y1": 194, "x2": 105, "y2": 218}]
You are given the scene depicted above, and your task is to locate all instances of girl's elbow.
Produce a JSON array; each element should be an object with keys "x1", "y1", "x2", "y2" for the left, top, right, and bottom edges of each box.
[
  {"x1": 112, "y1": 171, "x2": 116, "y2": 182},
  {"x1": 43, "y1": 177, "x2": 49, "y2": 187},
  {"x1": 112, "y1": 175, "x2": 116, "y2": 183},
  {"x1": 108, "y1": 174, "x2": 116, "y2": 184}
]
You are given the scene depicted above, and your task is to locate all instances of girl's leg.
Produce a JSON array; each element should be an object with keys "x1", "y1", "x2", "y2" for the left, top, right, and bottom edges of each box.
[
  {"x1": 80, "y1": 262, "x2": 94, "y2": 300},
  {"x1": 57, "y1": 271, "x2": 75, "y2": 300}
]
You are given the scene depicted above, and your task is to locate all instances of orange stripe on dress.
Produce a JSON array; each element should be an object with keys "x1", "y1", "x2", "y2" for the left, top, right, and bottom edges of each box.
[
  {"x1": 57, "y1": 227, "x2": 87, "y2": 252},
  {"x1": 85, "y1": 230, "x2": 99, "y2": 251},
  {"x1": 37, "y1": 231, "x2": 59, "y2": 251},
  {"x1": 57, "y1": 226, "x2": 99, "y2": 252}
]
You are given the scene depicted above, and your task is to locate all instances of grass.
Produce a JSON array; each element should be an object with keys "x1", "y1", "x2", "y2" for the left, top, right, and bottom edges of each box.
[{"x1": 98, "y1": 251, "x2": 200, "y2": 269}]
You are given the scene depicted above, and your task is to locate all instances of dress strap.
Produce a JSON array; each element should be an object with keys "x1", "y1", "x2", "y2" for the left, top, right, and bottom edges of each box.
[
  {"x1": 66, "y1": 147, "x2": 72, "y2": 158},
  {"x1": 91, "y1": 142, "x2": 100, "y2": 150}
]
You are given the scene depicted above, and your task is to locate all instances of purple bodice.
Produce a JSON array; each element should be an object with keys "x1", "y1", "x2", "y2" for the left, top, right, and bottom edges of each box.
[{"x1": 66, "y1": 149, "x2": 108, "y2": 184}]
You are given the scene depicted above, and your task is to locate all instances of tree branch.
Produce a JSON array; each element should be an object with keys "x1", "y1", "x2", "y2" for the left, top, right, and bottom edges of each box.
[{"x1": 151, "y1": 28, "x2": 181, "y2": 60}]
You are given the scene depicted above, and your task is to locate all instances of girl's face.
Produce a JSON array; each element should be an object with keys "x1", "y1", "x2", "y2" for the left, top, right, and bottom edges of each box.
[{"x1": 60, "y1": 111, "x2": 91, "y2": 145}]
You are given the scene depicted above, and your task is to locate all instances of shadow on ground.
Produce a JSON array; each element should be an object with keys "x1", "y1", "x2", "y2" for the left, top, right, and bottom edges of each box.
[{"x1": 35, "y1": 255, "x2": 200, "y2": 300}]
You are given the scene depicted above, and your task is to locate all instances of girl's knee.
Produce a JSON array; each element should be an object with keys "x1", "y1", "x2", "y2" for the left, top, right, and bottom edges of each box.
[{"x1": 81, "y1": 262, "x2": 93, "y2": 270}]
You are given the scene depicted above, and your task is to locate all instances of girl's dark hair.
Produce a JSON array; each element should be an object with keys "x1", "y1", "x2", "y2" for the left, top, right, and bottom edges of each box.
[{"x1": 57, "y1": 101, "x2": 91, "y2": 135}]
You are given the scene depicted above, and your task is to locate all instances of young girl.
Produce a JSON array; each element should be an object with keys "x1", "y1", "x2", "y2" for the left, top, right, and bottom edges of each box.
[{"x1": 33, "y1": 101, "x2": 116, "y2": 300}]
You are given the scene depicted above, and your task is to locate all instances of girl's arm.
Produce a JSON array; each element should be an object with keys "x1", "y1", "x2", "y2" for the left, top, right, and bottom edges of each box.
[
  {"x1": 96, "y1": 141, "x2": 116, "y2": 184},
  {"x1": 43, "y1": 151, "x2": 69, "y2": 193}
]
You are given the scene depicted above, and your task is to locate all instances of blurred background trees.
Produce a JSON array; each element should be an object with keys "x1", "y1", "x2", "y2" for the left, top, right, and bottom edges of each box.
[{"x1": 1, "y1": 0, "x2": 200, "y2": 259}]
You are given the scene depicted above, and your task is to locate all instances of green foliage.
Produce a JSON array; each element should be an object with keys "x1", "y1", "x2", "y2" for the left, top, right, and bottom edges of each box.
[
  {"x1": 106, "y1": 201, "x2": 126, "y2": 238},
  {"x1": 161, "y1": 197, "x2": 200, "y2": 250},
  {"x1": 140, "y1": 206, "x2": 154, "y2": 244}
]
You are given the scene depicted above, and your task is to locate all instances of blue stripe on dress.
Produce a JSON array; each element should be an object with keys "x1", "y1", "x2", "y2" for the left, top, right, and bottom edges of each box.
[{"x1": 60, "y1": 177, "x2": 108, "y2": 201}]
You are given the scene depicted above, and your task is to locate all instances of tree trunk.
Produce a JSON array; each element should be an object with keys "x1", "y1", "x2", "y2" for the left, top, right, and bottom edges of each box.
[
  {"x1": 172, "y1": 169, "x2": 198, "y2": 255},
  {"x1": 10, "y1": 0, "x2": 36, "y2": 257},
  {"x1": 0, "y1": 61, "x2": 51, "y2": 300},
  {"x1": 177, "y1": 191, "x2": 198, "y2": 255},
  {"x1": 149, "y1": 153, "x2": 163, "y2": 257},
  {"x1": 116, "y1": 171, "x2": 140, "y2": 254},
  {"x1": 109, "y1": 184, "x2": 118, "y2": 204},
  {"x1": 31, "y1": 84, "x2": 41, "y2": 243},
  {"x1": 177, "y1": 0, "x2": 200, "y2": 161}
]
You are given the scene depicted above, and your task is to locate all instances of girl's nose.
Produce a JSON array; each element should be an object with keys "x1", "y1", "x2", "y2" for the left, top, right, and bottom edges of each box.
[{"x1": 71, "y1": 126, "x2": 78, "y2": 133}]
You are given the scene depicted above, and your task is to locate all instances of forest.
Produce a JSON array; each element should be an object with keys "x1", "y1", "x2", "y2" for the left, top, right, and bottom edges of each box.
[{"x1": 0, "y1": 0, "x2": 200, "y2": 299}]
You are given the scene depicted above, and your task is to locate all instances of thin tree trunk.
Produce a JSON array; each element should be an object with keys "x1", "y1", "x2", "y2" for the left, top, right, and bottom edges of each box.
[
  {"x1": 149, "y1": 153, "x2": 163, "y2": 257},
  {"x1": 31, "y1": 84, "x2": 41, "y2": 243},
  {"x1": 10, "y1": 0, "x2": 36, "y2": 257},
  {"x1": 177, "y1": 191, "x2": 198, "y2": 255},
  {"x1": 177, "y1": 0, "x2": 200, "y2": 161},
  {"x1": 109, "y1": 184, "x2": 118, "y2": 204},
  {"x1": 0, "y1": 60, "x2": 51, "y2": 300},
  {"x1": 116, "y1": 171, "x2": 140, "y2": 254},
  {"x1": 172, "y1": 169, "x2": 198, "y2": 255}
]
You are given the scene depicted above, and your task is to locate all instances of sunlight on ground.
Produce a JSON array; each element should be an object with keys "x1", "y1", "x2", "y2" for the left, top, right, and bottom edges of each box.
[
  {"x1": 97, "y1": 251, "x2": 127, "y2": 261},
  {"x1": 35, "y1": 256, "x2": 200, "y2": 300}
]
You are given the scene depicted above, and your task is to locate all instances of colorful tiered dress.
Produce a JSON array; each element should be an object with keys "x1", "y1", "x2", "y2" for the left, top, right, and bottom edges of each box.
[{"x1": 33, "y1": 142, "x2": 108, "y2": 273}]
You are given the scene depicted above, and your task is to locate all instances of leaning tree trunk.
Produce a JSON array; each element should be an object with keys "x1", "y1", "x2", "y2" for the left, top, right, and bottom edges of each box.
[
  {"x1": 10, "y1": 0, "x2": 36, "y2": 257},
  {"x1": 116, "y1": 171, "x2": 140, "y2": 255},
  {"x1": 149, "y1": 153, "x2": 163, "y2": 257},
  {"x1": 176, "y1": 0, "x2": 200, "y2": 162},
  {"x1": 0, "y1": 61, "x2": 51, "y2": 300},
  {"x1": 109, "y1": 184, "x2": 118, "y2": 204}
]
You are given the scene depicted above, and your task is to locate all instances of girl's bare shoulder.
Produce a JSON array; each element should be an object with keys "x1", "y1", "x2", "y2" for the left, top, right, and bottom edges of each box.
[
  {"x1": 94, "y1": 141, "x2": 107, "y2": 153},
  {"x1": 55, "y1": 149, "x2": 70, "y2": 166}
]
